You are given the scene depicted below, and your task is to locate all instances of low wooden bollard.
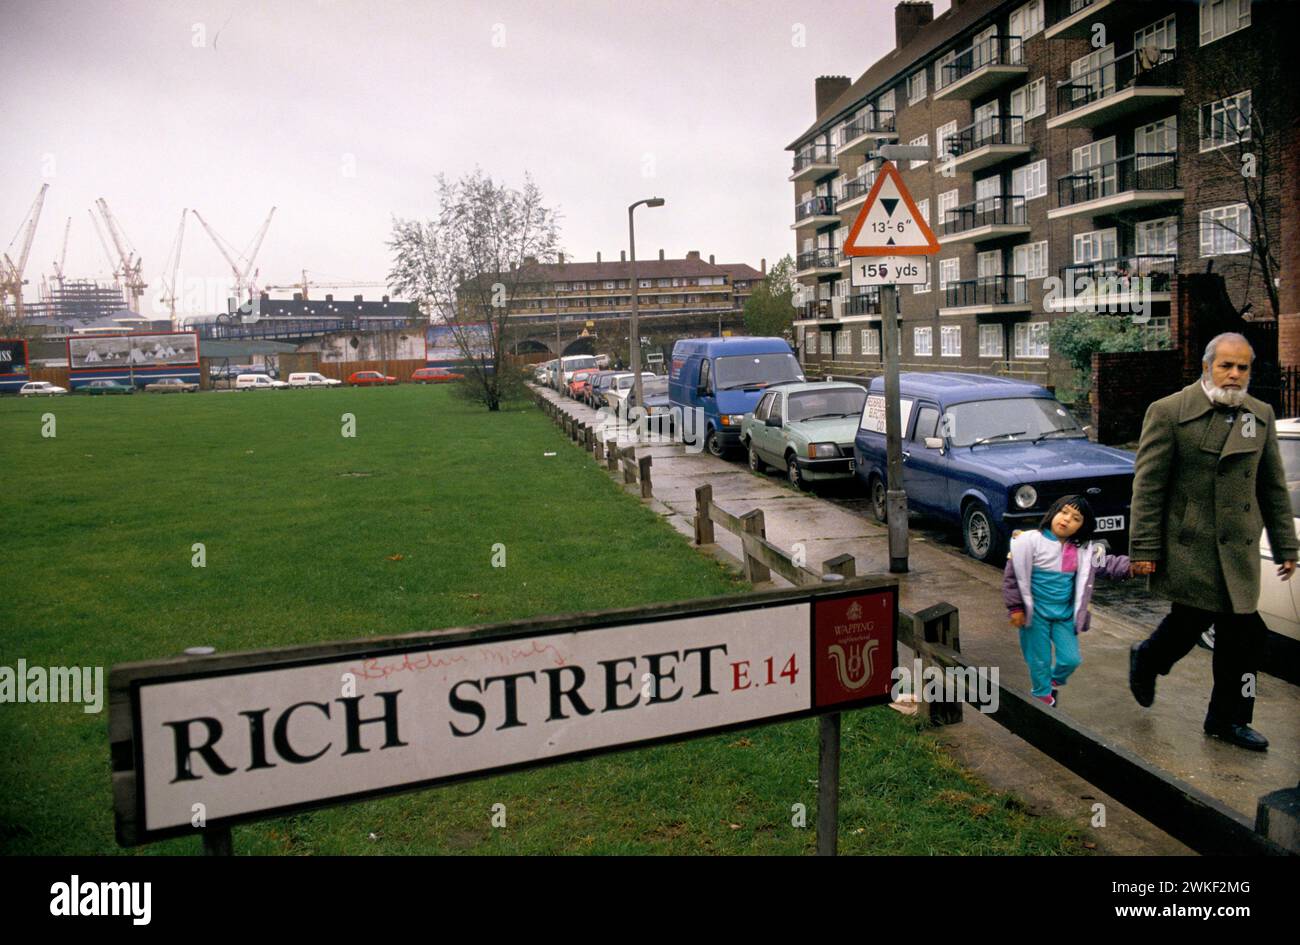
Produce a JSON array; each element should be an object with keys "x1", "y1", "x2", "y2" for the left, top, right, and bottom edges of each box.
[
  {"x1": 606, "y1": 440, "x2": 619, "y2": 472},
  {"x1": 739, "y1": 509, "x2": 771, "y2": 583},
  {"x1": 917, "y1": 602, "x2": 962, "y2": 726},
  {"x1": 694, "y1": 484, "x2": 715, "y2": 544},
  {"x1": 621, "y1": 447, "x2": 636, "y2": 485},
  {"x1": 638, "y1": 455, "x2": 652, "y2": 499}
]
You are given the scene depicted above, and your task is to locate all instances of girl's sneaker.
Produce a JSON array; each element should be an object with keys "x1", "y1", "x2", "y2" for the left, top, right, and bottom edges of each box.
[{"x1": 1036, "y1": 694, "x2": 1056, "y2": 708}]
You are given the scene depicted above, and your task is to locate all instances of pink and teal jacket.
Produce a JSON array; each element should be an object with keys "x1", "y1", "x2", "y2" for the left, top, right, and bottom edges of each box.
[{"x1": 1001, "y1": 528, "x2": 1132, "y2": 634}]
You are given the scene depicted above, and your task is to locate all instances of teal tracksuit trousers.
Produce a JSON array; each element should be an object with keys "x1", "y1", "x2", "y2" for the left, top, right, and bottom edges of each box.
[{"x1": 1018, "y1": 612, "x2": 1081, "y2": 698}]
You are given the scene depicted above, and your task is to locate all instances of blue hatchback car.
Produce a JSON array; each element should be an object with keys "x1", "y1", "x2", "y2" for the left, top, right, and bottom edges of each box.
[{"x1": 853, "y1": 373, "x2": 1135, "y2": 563}]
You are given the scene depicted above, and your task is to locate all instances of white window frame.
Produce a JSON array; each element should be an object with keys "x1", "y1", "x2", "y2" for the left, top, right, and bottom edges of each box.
[
  {"x1": 934, "y1": 49, "x2": 958, "y2": 90},
  {"x1": 1013, "y1": 240, "x2": 1049, "y2": 281},
  {"x1": 835, "y1": 330, "x2": 851, "y2": 356},
  {"x1": 1199, "y1": 0, "x2": 1251, "y2": 46},
  {"x1": 1135, "y1": 116, "x2": 1177, "y2": 168},
  {"x1": 878, "y1": 88, "x2": 895, "y2": 116},
  {"x1": 909, "y1": 134, "x2": 930, "y2": 169},
  {"x1": 1199, "y1": 203, "x2": 1251, "y2": 256},
  {"x1": 1011, "y1": 159, "x2": 1047, "y2": 200},
  {"x1": 1009, "y1": 0, "x2": 1043, "y2": 48},
  {"x1": 913, "y1": 253, "x2": 932, "y2": 294},
  {"x1": 941, "y1": 325, "x2": 962, "y2": 357},
  {"x1": 939, "y1": 257, "x2": 961, "y2": 289},
  {"x1": 975, "y1": 176, "x2": 1001, "y2": 203},
  {"x1": 862, "y1": 328, "x2": 880, "y2": 355},
  {"x1": 977, "y1": 250, "x2": 1003, "y2": 280},
  {"x1": 914, "y1": 326, "x2": 933, "y2": 357},
  {"x1": 908, "y1": 68, "x2": 928, "y2": 104},
  {"x1": 1070, "y1": 45, "x2": 1115, "y2": 103},
  {"x1": 1073, "y1": 227, "x2": 1118, "y2": 265},
  {"x1": 1136, "y1": 217, "x2": 1178, "y2": 257},
  {"x1": 1014, "y1": 321, "x2": 1049, "y2": 359},
  {"x1": 1199, "y1": 90, "x2": 1251, "y2": 151},
  {"x1": 1135, "y1": 14, "x2": 1177, "y2": 54},
  {"x1": 979, "y1": 324, "x2": 1004, "y2": 357},
  {"x1": 935, "y1": 121, "x2": 958, "y2": 161}
]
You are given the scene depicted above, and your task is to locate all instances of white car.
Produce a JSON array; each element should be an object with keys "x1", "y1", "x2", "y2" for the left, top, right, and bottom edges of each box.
[
  {"x1": 19, "y1": 381, "x2": 67, "y2": 397},
  {"x1": 287, "y1": 372, "x2": 341, "y2": 388},
  {"x1": 604, "y1": 372, "x2": 657, "y2": 411},
  {"x1": 235, "y1": 373, "x2": 289, "y2": 390},
  {"x1": 1257, "y1": 418, "x2": 1300, "y2": 643}
]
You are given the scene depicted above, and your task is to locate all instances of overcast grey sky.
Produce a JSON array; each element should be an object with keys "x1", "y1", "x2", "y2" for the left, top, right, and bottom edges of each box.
[{"x1": 2, "y1": 0, "x2": 949, "y2": 315}]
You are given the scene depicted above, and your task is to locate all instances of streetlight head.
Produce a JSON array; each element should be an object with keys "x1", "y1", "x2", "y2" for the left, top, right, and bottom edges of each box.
[{"x1": 647, "y1": 197, "x2": 665, "y2": 208}]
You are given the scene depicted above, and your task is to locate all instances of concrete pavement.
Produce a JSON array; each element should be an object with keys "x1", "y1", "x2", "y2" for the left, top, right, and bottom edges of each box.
[{"x1": 537, "y1": 386, "x2": 1298, "y2": 851}]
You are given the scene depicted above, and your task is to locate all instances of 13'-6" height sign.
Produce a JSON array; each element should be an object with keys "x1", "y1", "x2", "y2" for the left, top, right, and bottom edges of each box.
[
  {"x1": 843, "y1": 160, "x2": 938, "y2": 288},
  {"x1": 111, "y1": 580, "x2": 897, "y2": 844}
]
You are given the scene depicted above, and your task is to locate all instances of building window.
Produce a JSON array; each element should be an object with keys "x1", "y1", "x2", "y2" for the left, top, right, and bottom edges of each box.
[
  {"x1": 863, "y1": 329, "x2": 881, "y2": 355},
  {"x1": 1199, "y1": 91, "x2": 1251, "y2": 151},
  {"x1": 934, "y1": 49, "x2": 957, "y2": 90},
  {"x1": 1199, "y1": 0, "x2": 1251, "y2": 46},
  {"x1": 979, "y1": 324, "x2": 1004, "y2": 357},
  {"x1": 936, "y1": 121, "x2": 958, "y2": 161},
  {"x1": 939, "y1": 258, "x2": 960, "y2": 290},
  {"x1": 1014, "y1": 321, "x2": 1049, "y2": 358},
  {"x1": 914, "y1": 326, "x2": 933, "y2": 356},
  {"x1": 909, "y1": 134, "x2": 930, "y2": 169},
  {"x1": 914, "y1": 258, "x2": 932, "y2": 295},
  {"x1": 1010, "y1": 78, "x2": 1046, "y2": 121},
  {"x1": 914, "y1": 198, "x2": 930, "y2": 225},
  {"x1": 1011, "y1": 159, "x2": 1047, "y2": 200},
  {"x1": 835, "y1": 331, "x2": 851, "y2": 355},
  {"x1": 1135, "y1": 116, "x2": 1177, "y2": 167},
  {"x1": 1009, "y1": 0, "x2": 1044, "y2": 46},
  {"x1": 1013, "y1": 240, "x2": 1049, "y2": 280},
  {"x1": 1139, "y1": 316, "x2": 1172, "y2": 349},
  {"x1": 908, "y1": 68, "x2": 928, "y2": 104},
  {"x1": 1074, "y1": 228, "x2": 1118, "y2": 264},
  {"x1": 1136, "y1": 217, "x2": 1178, "y2": 257},
  {"x1": 977, "y1": 250, "x2": 1003, "y2": 280},
  {"x1": 1135, "y1": 14, "x2": 1177, "y2": 53},
  {"x1": 941, "y1": 325, "x2": 961, "y2": 357},
  {"x1": 937, "y1": 188, "x2": 959, "y2": 229},
  {"x1": 1200, "y1": 204, "x2": 1251, "y2": 256}
]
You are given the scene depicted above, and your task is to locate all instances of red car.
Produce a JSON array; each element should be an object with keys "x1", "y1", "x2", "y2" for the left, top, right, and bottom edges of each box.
[
  {"x1": 568, "y1": 368, "x2": 599, "y2": 400},
  {"x1": 348, "y1": 370, "x2": 397, "y2": 386},
  {"x1": 412, "y1": 367, "x2": 464, "y2": 384}
]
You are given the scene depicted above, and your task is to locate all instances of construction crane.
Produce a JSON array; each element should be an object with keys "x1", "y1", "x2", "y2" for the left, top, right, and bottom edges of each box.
[
  {"x1": 262, "y1": 269, "x2": 389, "y2": 301},
  {"x1": 1, "y1": 183, "x2": 49, "y2": 320},
  {"x1": 157, "y1": 209, "x2": 188, "y2": 326},
  {"x1": 95, "y1": 197, "x2": 146, "y2": 313},
  {"x1": 192, "y1": 207, "x2": 276, "y2": 304},
  {"x1": 88, "y1": 209, "x2": 120, "y2": 283},
  {"x1": 52, "y1": 216, "x2": 71, "y2": 290}
]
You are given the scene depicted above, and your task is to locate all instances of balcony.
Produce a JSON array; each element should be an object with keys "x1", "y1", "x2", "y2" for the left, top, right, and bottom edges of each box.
[
  {"x1": 792, "y1": 195, "x2": 839, "y2": 230},
  {"x1": 834, "y1": 111, "x2": 899, "y2": 156},
  {"x1": 790, "y1": 143, "x2": 837, "y2": 182},
  {"x1": 842, "y1": 290, "x2": 883, "y2": 319},
  {"x1": 837, "y1": 173, "x2": 877, "y2": 214},
  {"x1": 795, "y1": 300, "x2": 838, "y2": 324},
  {"x1": 795, "y1": 249, "x2": 842, "y2": 276},
  {"x1": 939, "y1": 275, "x2": 1031, "y2": 316},
  {"x1": 938, "y1": 195, "x2": 1031, "y2": 245},
  {"x1": 1048, "y1": 153, "x2": 1182, "y2": 220},
  {"x1": 934, "y1": 34, "x2": 1027, "y2": 101},
  {"x1": 1047, "y1": 255, "x2": 1175, "y2": 312},
  {"x1": 1048, "y1": 47, "x2": 1181, "y2": 130},
  {"x1": 1045, "y1": 0, "x2": 1117, "y2": 41},
  {"x1": 945, "y1": 114, "x2": 1030, "y2": 173}
]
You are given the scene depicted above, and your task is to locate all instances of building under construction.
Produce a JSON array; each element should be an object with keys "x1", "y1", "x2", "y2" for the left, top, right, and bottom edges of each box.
[{"x1": 32, "y1": 279, "x2": 129, "y2": 321}]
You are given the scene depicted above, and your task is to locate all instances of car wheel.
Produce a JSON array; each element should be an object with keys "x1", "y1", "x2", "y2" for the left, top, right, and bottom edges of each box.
[
  {"x1": 748, "y1": 444, "x2": 766, "y2": 473},
  {"x1": 869, "y1": 474, "x2": 887, "y2": 523},
  {"x1": 787, "y1": 454, "x2": 809, "y2": 491},
  {"x1": 706, "y1": 429, "x2": 725, "y2": 458},
  {"x1": 962, "y1": 500, "x2": 1004, "y2": 564}
]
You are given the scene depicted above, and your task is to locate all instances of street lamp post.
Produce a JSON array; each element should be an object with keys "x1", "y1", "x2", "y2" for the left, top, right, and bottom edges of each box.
[{"x1": 628, "y1": 197, "x2": 664, "y2": 418}]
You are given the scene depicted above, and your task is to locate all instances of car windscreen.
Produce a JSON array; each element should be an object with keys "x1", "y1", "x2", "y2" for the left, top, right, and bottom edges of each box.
[
  {"x1": 641, "y1": 379, "x2": 669, "y2": 397},
  {"x1": 945, "y1": 397, "x2": 1084, "y2": 447},
  {"x1": 1278, "y1": 438, "x2": 1300, "y2": 516},
  {"x1": 566, "y1": 357, "x2": 597, "y2": 370},
  {"x1": 714, "y1": 353, "x2": 804, "y2": 390},
  {"x1": 788, "y1": 387, "x2": 867, "y2": 423}
]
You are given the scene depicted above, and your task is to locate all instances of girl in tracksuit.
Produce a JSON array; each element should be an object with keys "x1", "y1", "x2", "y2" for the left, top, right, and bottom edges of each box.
[{"x1": 1002, "y1": 495, "x2": 1133, "y2": 707}]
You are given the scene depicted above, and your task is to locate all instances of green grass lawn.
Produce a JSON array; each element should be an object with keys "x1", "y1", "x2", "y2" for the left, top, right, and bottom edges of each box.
[{"x1": 0, "y1": 385, "x2": 1084, "y2": 855}]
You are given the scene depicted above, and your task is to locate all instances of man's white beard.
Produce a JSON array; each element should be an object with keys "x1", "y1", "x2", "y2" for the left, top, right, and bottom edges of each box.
[{"x1": 1203, "y1": 375, "x2": 1248, "y2": 407}]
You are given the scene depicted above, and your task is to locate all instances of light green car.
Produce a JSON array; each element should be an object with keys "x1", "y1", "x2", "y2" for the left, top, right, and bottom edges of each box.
[{"x1": 740, "y1": 382, "x2": 868, "y2": 491}]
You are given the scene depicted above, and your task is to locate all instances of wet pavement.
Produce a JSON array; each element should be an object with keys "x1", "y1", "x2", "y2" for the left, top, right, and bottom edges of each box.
[{"x1": 536, "y1": 387, "x2": 1299, "y2": 851}]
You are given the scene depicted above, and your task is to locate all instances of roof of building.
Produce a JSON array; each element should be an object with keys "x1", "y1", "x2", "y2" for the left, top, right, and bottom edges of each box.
[
  {"x1": 712, "y1": 263, "x2": 766, "y2": 283},
  {"x1": 512, "y1": 257, "x2": 751, "y2": 283},
  {"x1": 787, "y1": 0, "x2": 1001, "y2": 150}
]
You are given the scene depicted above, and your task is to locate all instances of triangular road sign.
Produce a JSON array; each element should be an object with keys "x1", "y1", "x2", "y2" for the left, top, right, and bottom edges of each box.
[{"x1": 842, "y1": 161, "x2": 940, "y2": 257}]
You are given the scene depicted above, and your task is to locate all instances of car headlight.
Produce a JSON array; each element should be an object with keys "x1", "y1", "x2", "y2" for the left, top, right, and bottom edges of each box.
[
  {"x1": 1014, "y1": 485, "x2": 1038, "y2": 509},
  {"x1": 809, "y1": 442, "x2": 838, "y2": 458},
  {"x1": 721, "y1": 414, "x2": 744, "y2": 426}
]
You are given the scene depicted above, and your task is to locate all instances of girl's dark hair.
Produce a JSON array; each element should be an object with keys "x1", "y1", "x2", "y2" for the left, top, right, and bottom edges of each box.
[{"x1": 1039, "y1": 494, "x2": 1095, "y2": 544}]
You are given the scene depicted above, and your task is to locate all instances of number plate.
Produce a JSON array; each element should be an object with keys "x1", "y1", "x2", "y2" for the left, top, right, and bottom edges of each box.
[
  {"x1": 1095, "y1": 515, "x2": 1125, "y2": 532},
  {"x1": 848, "y1": 460, "x2": 856, "y2": 472}
]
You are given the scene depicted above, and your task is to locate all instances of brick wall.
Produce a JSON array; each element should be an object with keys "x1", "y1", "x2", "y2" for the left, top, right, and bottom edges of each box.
[{"x1": 1091, "y1": 350, "x2": 1182, "y2": 445}]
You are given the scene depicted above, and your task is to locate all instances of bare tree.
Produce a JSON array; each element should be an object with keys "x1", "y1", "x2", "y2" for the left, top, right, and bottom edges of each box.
[{"x1": 388, "y1": 170, "x2": 560, "y2": 410}]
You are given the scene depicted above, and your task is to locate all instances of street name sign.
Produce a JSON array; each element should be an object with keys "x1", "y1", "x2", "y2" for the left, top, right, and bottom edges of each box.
[
  {"x1": 842, "y1": 160, "x2": 940, "y2": 258},
  {"x1": 111, "y1": 580, "x2": 898, "y2": 845}
]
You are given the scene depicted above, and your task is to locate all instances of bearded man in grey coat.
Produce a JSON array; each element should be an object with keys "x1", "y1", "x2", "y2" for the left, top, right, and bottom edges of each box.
[{"x1": 1127, "y1": 332, "x2": 1297, "y2": 750}]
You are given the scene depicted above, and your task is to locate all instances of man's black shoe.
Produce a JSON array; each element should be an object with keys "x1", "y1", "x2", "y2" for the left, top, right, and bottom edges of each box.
[
  {"x1": 1129, "y1": 643, "x2": 1155, "y2": 707},
  {"x1": 1203, "y1": 718, "x2": 1269, "y2": 751}
]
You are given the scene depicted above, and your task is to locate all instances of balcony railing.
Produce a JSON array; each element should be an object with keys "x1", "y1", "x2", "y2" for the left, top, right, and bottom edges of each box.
[
  {"x1": 1055, "y1": 46, "x2": 1177, "y2": 115},
  {"x1": 947, "y1": 114, "x2": 1025, "y2": 157},
  {"x1": 840, "y1": 175, "x2": 876, "y2": 203},
  {"x1": 795, "y1": 195, "x2": 837, "y2": 222},
  {"x1": 800, "y1": 300, "x2": 839, "y2": 321},
  {"x1": 1058, "y1": 254, "x2": 1176, "y2": 301},
  {"x1": 840, "y1": 111, "x2": 897, "y2": 144},
  {"x1": 1056, "y1": 153, "x2": 1178, "y2": 207},
  {"x1": 943, "y1": 274, "x2": 1029, "y2": 308},
  {"x1": 792, "y1": 144, "x2": 834, "y2": 172},
  {"x1": 941, "y1": 195, "x2": 1027, "y2": 236},
  {"x1": 938, "y1": 34, "x2": 1024, "y2": 89},
  {"x1": 844, "y1": 291, "x2": 882, "y2": 316},
  {"x1": 797, "y1": 249, "x2": 840, "y2": 271}
]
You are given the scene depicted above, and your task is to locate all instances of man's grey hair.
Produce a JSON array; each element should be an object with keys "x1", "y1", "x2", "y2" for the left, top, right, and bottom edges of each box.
[{"x1": 1202, "y1": 332, "x2": 1255, "y2": 367}]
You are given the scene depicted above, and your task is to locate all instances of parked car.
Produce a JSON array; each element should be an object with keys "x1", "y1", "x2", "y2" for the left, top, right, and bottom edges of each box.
[
  {"x1": 628, "y1": 376, "x2": 674, "y2": 433},
  {"x1": 568, "y1": 368, "x2": 600, "y2": 400},
  {"x1": 587, "y1": 370, "x2": 621, "y2": 408},
  {"x1": 854, "y1": 373, "x2": 1135, "y2": 564},
  {"x1": 605, "y1": 372, "x2": 657, "y2": 411},
  {"x1": 236, "y1": 373, "x2": 289, "y2": 390},
  {"x1": 80, "y1": 379, "x2": 134, "y2": 395},
  {"x1": 1256, "y1": 418, "x2": 1300, "y2": 648},
  {"x1": 741, "y1": 382, "x2": 867, "y2": 490},
  {"x1": 19, "y1": 381, "x2": 67, "y2": 397},
  {"x1": 668, "y1": 336, "x2": 805, "y2": 457},
  {"x1": 411, "y1": 367, "x2": 464, "y2": 384},
  {"x1": 287, "y1": 372, "x2": 342, "y2": 388},
  {"x1": 145, "y1": 377, "x2": 199, "y2": 393},
  {"x1": 348, "y1": 370, "x2": 397, "y2": 386}
]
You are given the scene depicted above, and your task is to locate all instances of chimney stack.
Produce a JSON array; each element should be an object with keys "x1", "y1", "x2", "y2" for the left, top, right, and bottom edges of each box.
[
  {"x1": 709, "y1": 254, "x2": 715, "y2": 265},
  {"x1": 761, "y1": 258, "x2": 767, "y2": 275},
  {"x1": 687, "y1": 250, "x2": 700, "y2": 261},
  {"x1": 895, "y1": 1, "x2": 933, "y2": 50},
  {"x1": 621, "y1": 250, "x2": 626, "y2": 262},
  {"x1": 815, "y1": 75, "x2": 851, "y2": 115},
  {"x1": 558, "y1": 252, "x2": 565, "y2": 264},
  {"x1": 659, "y1": 249, "x2": 665, "y2": 261},
  {"x1": 597, "y1": 251, "x2": 602, "y2": 263}
]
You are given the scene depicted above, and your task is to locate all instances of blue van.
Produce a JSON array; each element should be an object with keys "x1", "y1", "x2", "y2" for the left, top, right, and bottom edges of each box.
[{"x1": 669, "y1": 337, "x2": 805, "y2": 456}]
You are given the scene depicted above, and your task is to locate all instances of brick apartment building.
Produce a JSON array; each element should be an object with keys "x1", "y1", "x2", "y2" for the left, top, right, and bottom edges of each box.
[{"x1": 788, "y1": 0, "x2": 1299, "y2": 400}]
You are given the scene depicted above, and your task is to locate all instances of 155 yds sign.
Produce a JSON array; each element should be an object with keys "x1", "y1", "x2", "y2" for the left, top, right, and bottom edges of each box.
[{"x1": 851, "y1": 256, "x2": 929, "y2": 287}]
